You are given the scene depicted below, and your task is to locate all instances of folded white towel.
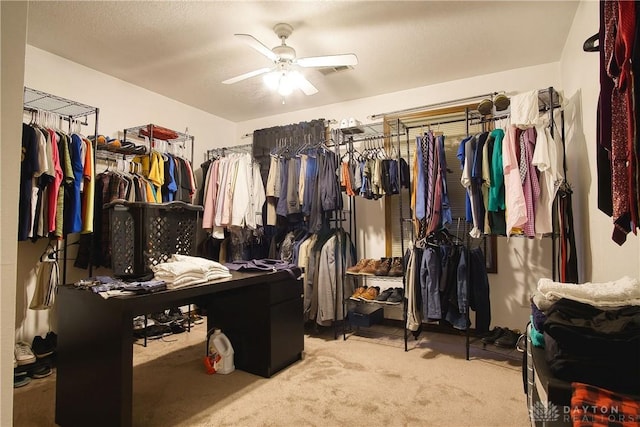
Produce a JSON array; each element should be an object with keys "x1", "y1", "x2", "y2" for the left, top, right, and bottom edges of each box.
[
  {"x1": 165, "y1": 277, "x2": 209, "y2": 289},
  {"x1": 537, "y1": 276, "x2": 640, "y2": 307},
  {"x1": 205, "y1": 270, "x2": 232, "y2": 281},
  {"x1": 152, "y1": 260, "x2": 208, "y2": 278},
  {"x1": 154, "y1": 271, "x2": 204, "y2": 282},
  {"x1": 170, "y1": 254, "x2": 229, "y2": 272}
]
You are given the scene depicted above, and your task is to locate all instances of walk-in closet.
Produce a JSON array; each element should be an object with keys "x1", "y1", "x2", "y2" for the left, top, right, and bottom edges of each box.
[{"x1": 5, "y1": 1, "x2": 640, "y2": 427}]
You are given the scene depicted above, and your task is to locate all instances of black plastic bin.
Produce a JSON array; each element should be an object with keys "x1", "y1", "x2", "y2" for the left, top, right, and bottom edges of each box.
[
  {"x1": 348, "y1": 304, "x2": 384, "y2": 327},
  {"x1": 107, "y1": 201, "x2": 203, "y2": 278}
]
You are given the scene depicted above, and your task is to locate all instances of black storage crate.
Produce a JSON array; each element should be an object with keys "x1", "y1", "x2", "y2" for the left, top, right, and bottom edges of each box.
[
  {"x1": 108, "y1": 201, "x2": 203, "y2": 278},
  {"x1": 348, "y1": 304, "x2": 384, "y2": 327}
]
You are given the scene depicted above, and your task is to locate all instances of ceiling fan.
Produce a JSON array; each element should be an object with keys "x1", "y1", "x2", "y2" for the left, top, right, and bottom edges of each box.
[{"x1": 222, "y1": 23, "x2": 358, "y2": 96}]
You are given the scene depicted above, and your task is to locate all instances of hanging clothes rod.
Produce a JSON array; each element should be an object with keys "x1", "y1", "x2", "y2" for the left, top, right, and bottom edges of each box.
[
  {"x1": 23, "y1": 107, "x2": 89, "y2": 126},
  {"x1": 402, "y1": 115, "x2": 470, "y2": 131},
  {"x1": 242, "y1": 118, "x2": 338, "y2": 140},
  {"x1": 368, "y1": 92, "x2": 498, "y2": 120},
  {"x1": 223, "y1": 143, "x2": 253, "y2": 152}
]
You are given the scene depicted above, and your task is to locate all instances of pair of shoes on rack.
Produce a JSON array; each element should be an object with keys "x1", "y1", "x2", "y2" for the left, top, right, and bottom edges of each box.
[
  {"x1": 347, "y1": 257, "x2": 404, "y2": 276},
  {"x1": 350, "y1": 285, "x2": 368, "y2": 299},
  {"x1": 14, "y1": 370, "x2": 31, "y2": 388},
  {"x1": 481, "y1": 327, "x2": 521, "y2": 349},
  {"x1": 134, "y1": 324, "x2": 173, "y2": 340},
  {"x1": 359, "y1": 286, "x2": 380, "y2": 300},
  {"x1": 373, "y1": 257, "x2": 404, "y2": 276},
  {"x1": 189, "y1": 312, "x2": 204, "y2": 325},
  {"x1": 150, "y1": 311, "x2": 174, "y2": 325},
  {"x1": 347, "y1": 258, "x2": 380, "y2": 275},
  {"x1": 387, "y1": 258, "x2": 404, "y2": 277},
  {"x1": 376, "y1": 287, "x2": 404, "y2": 304},
  {"x1": 14, "y1": 342, "x2": 36, "y2": 366},
  {"x1": 167, "y1": 308, "x2": 187, "y2": 324},
  {"x1": 349, "y1": 285, "x2": 380, "y2": 301},
  {"x1": 31, "y1": 332, "x2": 57, "y2": 359},
  {"x1": 133, "y1": 316, "x2": 154, "y2": 330},
  {"x1": 346, "y1": 259, "x2": 369, "y2": 275}
]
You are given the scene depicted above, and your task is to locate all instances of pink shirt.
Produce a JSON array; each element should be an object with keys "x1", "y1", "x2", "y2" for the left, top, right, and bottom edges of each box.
[
  {"x1": 520, "y1": 127, "x2": 540, "y2": 238},
  {"x1": 502, "y1": 125, "x2": 527, "y2": 236},
  {"x1": 202, "y1": 160, "x2": 219, "y2": 229}
]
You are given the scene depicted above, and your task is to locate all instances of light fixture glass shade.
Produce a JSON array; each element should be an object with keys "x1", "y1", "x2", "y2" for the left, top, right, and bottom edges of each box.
[
  {"x1": 277, "y1": 72, "x2": 294, "y2": 96},
  {"x1": 263, "y1": 71, "x2": 280, "y2": 91},
  {"x1": 264, "y1": 69, "x2": 304, "y2": 96}
]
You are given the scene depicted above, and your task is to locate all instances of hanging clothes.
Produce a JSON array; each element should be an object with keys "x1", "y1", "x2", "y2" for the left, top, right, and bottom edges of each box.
[
  {"x1": 19, "y1": 123, "x2": 39, "y2": 241},
  {"x1": 408, "y1": 237, "x2": 490, "y2": 334},
  {"x1": 19, "y1": 121, "x2": 96, "y2": 241},
  {"x1": 597, "y1": 0, "x2": 639, "y2": 245},
  {"x1": 487, "y1": 128, "x2": 507, "y2": 236},
  {"x1": 519, "y1": 127, "x2": 540, "y2": 238},
  {"x1": 502, "y1": 126, "x2": 528, "y2": 237},
  {"x1": 202, "y1": 152, "x2": 266, "y2": 236},
  {"x1": 410, "y1": 130, "x2": 452, "y2": 239},
  {"x1": 303, "y1": 228, "x2": 354, "y2": 326},
  {"x1": 532, "y1": 121, "x2": 563, "y2": 238}
]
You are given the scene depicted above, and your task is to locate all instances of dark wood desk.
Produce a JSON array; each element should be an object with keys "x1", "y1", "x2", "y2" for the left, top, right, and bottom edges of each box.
[{"x1": 55, "y1": 271, "x2": 304, "y2": 427}]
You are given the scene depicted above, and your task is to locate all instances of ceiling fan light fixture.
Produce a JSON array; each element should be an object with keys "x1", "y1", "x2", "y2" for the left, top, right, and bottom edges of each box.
[
  {"x1": 224, "y1": 23, "x2": 349, "y2": 98},
  {"x1": 277, "y1": 72, "x2": 295, "y2": 96},
  {"x1": 263, "y1": 71, "x2": 281, "y2": 91}
]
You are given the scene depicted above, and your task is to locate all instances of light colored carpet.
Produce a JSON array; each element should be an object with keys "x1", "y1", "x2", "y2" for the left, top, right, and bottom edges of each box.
[{"x1": 13, "y1": 324, "x2": 530, "y2": 426}]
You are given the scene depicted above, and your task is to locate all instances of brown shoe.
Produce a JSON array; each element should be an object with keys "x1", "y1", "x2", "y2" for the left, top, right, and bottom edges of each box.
[
  {"x1": 350, "y1": 286, "x2": 367, "y2": 300},
  {"x1": 359, "y1": 259, "x2": 380, "y2": 276},
  {"x1": 374, "y1": 258, "x2": 392, "y2": 276},
  {"x1": 346, "y1": 259, "x2": 369, "y2": 275},
  {"x1": 359, "y1": 286, "x2": 380, "y2": 300},
  {"x1": 387, "y1": 257, "x2": 404, "y2": 277}
]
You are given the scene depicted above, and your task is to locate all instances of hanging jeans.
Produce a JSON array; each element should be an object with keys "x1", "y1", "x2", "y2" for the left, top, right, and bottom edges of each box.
[
  {"x1": 302, "y1": 154, "x2": 317, "y2": 216},
  {"x1": 445, "y1": 248, "x2": 468, "y2": 330},
  {"x1": 469, "y1": 247, "x2": 491, "y2": 334},
  {"x1": 420, "y1": 247, "x2": 442, "y2": 320}
]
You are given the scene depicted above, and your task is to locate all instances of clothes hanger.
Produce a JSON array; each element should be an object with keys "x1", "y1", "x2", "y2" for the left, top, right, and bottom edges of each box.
[
  {"x1": 583, "y1": 33, "x2": 599, "y2": 52},
  {"x1": 40, "y1": 240, "x2": 58, "y2": 262},
  {"x1": 433, "y1": 122, "x2": 444, "y2": 137}
]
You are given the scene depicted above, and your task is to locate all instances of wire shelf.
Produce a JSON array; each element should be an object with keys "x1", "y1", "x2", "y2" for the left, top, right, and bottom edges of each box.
[{"x1": 23, "y1": 87, "x2": 98, "y2": 118}]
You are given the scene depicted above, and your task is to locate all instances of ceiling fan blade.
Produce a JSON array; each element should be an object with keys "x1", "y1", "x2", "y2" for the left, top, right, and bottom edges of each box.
[
  {"x1": 290, "y1": 72, "x2": 318, "y2": 96},
  {"x1": 222, "y1": 67, "x2": 272, "y2": 85},
  {"x1": 235, "y1": 34, "x2": 279, "y2": 62},
  {"x1": 296, "y1": 54, "x2": 358, "y2": 68}
]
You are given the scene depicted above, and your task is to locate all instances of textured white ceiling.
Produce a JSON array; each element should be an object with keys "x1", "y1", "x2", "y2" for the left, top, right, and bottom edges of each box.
[{"x1": 26, "y1": 1, "x2": 579, "y2": 122}]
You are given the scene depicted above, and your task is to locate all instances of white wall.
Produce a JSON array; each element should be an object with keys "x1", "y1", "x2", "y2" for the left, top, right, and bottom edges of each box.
[
  {"x1": 15, "y1": 46, "x2": 238, "y2": 342},
  {"x1": 1, "y1": 2, "x2": 28, "y2": 423},
  {"x1": 559, "y1": 0, "x2": 640, "y2": 281},
  {"x1": 25, "y1": 46, "x2": 238, "y2": 157},
  {"x1": 238, "y1": 62, "x2": 562, "y2": 330}
]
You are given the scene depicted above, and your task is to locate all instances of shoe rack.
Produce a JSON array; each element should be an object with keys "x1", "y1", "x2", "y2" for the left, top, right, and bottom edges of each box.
[{"x1": 339, "y1": 120, "x2": 410, "y2": 348}]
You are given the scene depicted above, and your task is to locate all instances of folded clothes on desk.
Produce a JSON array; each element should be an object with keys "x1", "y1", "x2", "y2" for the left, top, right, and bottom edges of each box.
[
  {"x1": 152, "y1": 254, "x2": 231, "y2": 289},
  {"x1": 74, "y1": 276, "x2": 167, "y2": 299}
]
